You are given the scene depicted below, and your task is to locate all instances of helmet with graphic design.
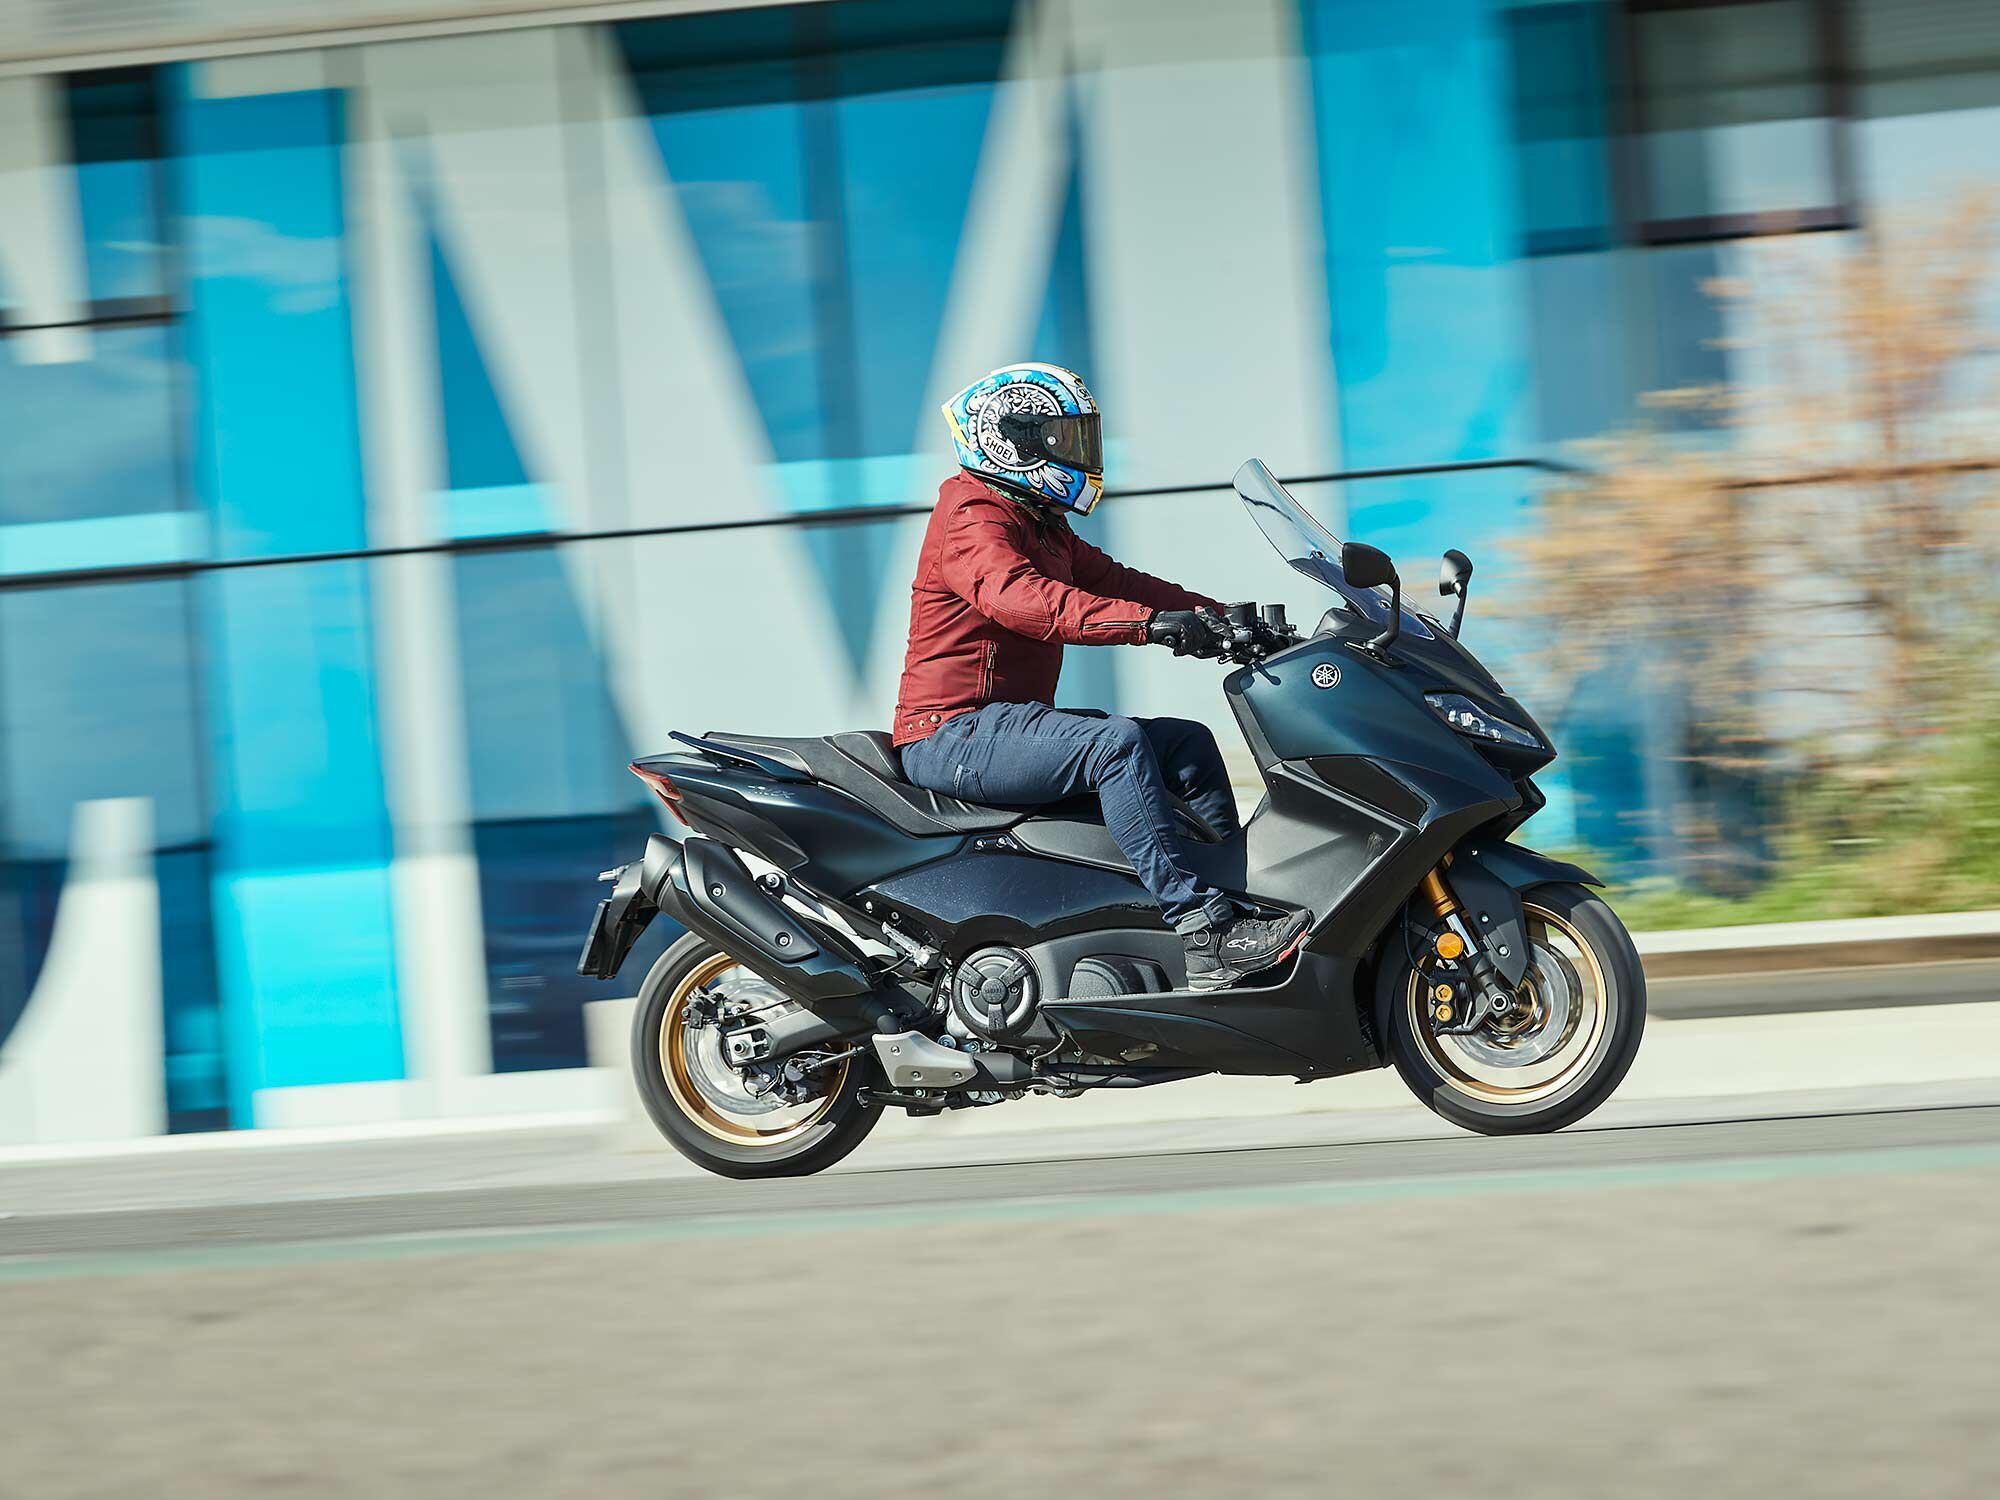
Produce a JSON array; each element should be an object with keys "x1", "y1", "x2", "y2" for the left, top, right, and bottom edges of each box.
[{"x1": 941, "y1": 363, "x2": 1104, "y2": 515}]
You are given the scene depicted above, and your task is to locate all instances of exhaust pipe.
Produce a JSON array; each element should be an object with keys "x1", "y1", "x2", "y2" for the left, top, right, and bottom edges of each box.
[{"x1": 644, "y1": 836, "x2": 902, "y2": 1055}]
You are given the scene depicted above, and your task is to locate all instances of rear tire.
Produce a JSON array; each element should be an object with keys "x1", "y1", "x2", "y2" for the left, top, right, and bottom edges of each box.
[
  {"x1": 631, "y1": 932, "x2": 880, "y2": 1179},
  {"x1": 1381, "y1": 883, "x2": 1645, "y2": 1135}
]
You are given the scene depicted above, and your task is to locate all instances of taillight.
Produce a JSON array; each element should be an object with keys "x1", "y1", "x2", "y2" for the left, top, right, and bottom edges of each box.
[{"x1": 630, "y1": 762, "x2": 688, "y2": 825}]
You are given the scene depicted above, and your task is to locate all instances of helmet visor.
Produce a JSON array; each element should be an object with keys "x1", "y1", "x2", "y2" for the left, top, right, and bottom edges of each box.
[
  {"x1": 1037, "y1": 412, "x2": 1101, "y2": 470},
  {"x1": 997, "y1": 410, "x2": 1102, "y2": 473}
]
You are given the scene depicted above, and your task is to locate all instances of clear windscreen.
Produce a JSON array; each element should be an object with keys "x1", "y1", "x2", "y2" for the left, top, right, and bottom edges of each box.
[{"x1": 1233, "y1": 458, "x2": 1433, "y2": 639}]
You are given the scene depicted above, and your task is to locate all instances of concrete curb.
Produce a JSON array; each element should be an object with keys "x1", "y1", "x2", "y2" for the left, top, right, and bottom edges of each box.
[{"x1": 1635, "y1": 909, "x2": 2000, "y2": 978}]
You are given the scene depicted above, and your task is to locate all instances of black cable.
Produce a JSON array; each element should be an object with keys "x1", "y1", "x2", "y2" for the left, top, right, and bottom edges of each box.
[{"x1": 0, "y1": 457, "x2": 1580, "y2": 593}]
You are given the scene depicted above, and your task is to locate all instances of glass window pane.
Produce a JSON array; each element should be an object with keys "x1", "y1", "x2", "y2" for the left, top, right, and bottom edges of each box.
[
  {"x1": 0, "y1": 579, "x2": 224, "y2": 1131},
  {"x1": 170, "y1": 72, "x2": 367, "y2": 560},
  {"x1": 454, "y1": 547, "x2": 627, "y2": 822},
  {"x1": 1852, "y1": 0, "x2": 2000, "y2": 206},
  {"x1": 1855, "y1": 0, "x2": 2000, "y2": 118},
  {"x1": 0, "y1": 324, "x2": 184, "y2": 531},
  {"x1": 453, "y1": 545, "x2": 669, "y2": 1071},
  {"x1": 1505, "y1": 2, "x2": 1615, "y2": 254},
  {"x1": 0, "y1": 579, "x2": 206, "y2": 857},
  {"x1": 830, "y1": 0, "x2": 1014, "y2": 462},
  {"x1": 475, "y1": 811, "x2": 673, "y2": 1074},
  {"x1": 616, "y1": 11, "x2": 828, "y2": 467},
  {"x1": 1634, "y1": 0, "x2": 1843, "y2": 228},
  {"x1": 65, "y1": 68, "x2": 167, "y2": 305}
]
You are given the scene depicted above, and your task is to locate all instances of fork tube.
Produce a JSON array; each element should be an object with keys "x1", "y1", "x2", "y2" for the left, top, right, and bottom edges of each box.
[{"x1": 1419, "y1": 866, "x2": 1458, "y2": 920}]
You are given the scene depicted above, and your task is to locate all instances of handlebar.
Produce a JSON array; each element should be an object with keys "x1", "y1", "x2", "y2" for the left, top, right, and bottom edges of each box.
[{"x1": 1194, "y1": 603, "x2": 1299, "y2": 665}]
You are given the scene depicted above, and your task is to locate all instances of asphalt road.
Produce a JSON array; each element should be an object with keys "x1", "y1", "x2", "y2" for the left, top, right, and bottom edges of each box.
[{"x1": 6, "y1": 1098, "x2": 2000, "y2": 1498}]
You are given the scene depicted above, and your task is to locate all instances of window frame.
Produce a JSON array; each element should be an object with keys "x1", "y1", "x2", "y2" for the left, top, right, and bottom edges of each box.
[
  {"x1": 1617, "y1": 0, "x2": 1859, "y2": 245},
  {"x1": 0, "y1": 68, "x2": 176, "y2": 344}
]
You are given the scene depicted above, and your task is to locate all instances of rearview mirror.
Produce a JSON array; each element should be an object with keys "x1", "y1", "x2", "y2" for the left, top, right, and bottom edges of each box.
[
  {"x1": 1339, "y1": 542, "x2": 1402, "y2": 653},
  {"x1": 1340, "y1": 542, "x2": 1397, "y2": 591},
  {"x1": 1438, "y1": 549, "x2": 1473, "y2": 598}
]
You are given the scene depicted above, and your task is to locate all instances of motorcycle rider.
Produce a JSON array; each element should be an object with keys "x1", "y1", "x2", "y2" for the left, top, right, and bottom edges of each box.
[{"x1": 894, "y1": 363, "x2": 1311, "y2": 991}]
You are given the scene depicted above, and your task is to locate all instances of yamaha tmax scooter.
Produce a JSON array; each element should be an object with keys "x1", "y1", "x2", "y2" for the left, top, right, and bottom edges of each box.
[{"x1": 579, "y1": 460, "x2": 1645, "y2": 1178}]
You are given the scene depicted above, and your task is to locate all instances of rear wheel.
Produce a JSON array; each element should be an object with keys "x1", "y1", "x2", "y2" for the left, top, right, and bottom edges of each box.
[
  {"x1": 631, "y1": 932, "x2": 880, "y2": 1179},
  {"x1": 1382, "y1": 883, "x2": 1645, "y2": 1135}
]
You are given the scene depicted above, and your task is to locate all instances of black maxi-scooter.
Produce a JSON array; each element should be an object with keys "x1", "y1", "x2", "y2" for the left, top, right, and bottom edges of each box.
[{"x1": 579, "y1": 459, "x2": 1646, "y2": 1179}]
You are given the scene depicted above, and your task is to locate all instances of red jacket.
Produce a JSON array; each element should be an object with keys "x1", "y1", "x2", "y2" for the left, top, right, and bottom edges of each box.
[{"x1": 893, "y1": 473, "x2": 1221, "y2": 745}]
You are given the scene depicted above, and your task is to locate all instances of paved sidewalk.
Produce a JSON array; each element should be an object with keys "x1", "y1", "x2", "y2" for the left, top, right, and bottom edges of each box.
[{"x1": 7, "y1": 998, "x2": 1999, "y2": 1211}]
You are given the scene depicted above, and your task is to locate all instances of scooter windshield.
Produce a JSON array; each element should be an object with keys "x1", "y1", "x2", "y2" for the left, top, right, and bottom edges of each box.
[{"x1": 1232, "y1": 458, "x2": 1433, "y2": 640}]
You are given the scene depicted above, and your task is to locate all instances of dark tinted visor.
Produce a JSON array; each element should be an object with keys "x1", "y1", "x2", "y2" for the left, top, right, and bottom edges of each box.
[
  {"x1": 1038, "y1": 412, "x2": 1101, "y2": 469},
  {"x1": 998, "y1": 410, "x2": 1101, "y2": 471}
]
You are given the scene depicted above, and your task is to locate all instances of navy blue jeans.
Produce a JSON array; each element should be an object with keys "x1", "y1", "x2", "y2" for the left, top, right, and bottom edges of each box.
[{"x1": 898, "y1": 702, "x2": 1240, "y2": 930}]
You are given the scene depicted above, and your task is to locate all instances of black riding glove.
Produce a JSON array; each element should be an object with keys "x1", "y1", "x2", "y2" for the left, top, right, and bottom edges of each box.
[{"x1": 1146, "y1": 609, "x2": 1227, "y2": 658}]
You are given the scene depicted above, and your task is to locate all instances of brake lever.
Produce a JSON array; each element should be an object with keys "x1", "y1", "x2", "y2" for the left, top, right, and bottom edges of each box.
[{"x1": 1195, "y1": 606, "x2": 1260, "y2": 663}]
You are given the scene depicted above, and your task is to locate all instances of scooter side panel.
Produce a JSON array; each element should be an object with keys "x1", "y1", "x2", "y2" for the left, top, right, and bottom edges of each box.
[
  {"x1": 1226, "y1": 642, "x2": 1530, "y2": 960},
  {"x1": 667, "y1": 761, "x2": 964, "y2": 893},
  {"x1": 862, "y1": 850, "x2": 1163, "y2": 951},
  {"x1": 1041, "y1": 950, "x2": 1376, "y2": 1077},
  {"x1": 1242, "y1": 763, "x2": 1413, "y2": 925}
]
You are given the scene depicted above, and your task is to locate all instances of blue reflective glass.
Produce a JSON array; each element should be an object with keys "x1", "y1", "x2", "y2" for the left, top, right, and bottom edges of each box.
[
  {"x1": 617, "y1": 1, "x2": 1016, "y2": 474},
  {"x1": 201, "y1": 561, "x2": 393, "y2": 866},
  {"x1": 0, "y1": 325, "x2": 183, "y2": 530},
  {"x1": 1030, "y1": 124, "x2": 1094, "y2": 381},
  {"x1": 157, "y1": 844, "x2": 228, "y2": 1131},
  {"x1": 831, "y1": 1, "x2": 1011, "y2": 461},
  {"x1": 66, "y1": 68, "x2": 167, "y2": 304},
  {"x1": 1503, "y1": 2, "x2": 1613, "y2": 255},
  {"x1": 430, "y1": 230, "x2": 529, "y2": 494},
  {"x1": 1299, "y1": 0, "x2": 1534, "y2": 469},
  {"x1": 453, "y1": 545, "x2": 668, "y2": 1070},
  {"x1": 1634, "y1": 0, "x2": 1840, "y2": 223},
  {"x1": 454, "y1": 547, "x2": 629, "y2": 822},
  {"x1": 0, "y1": 860, "x2": 58, "y2": 1069},
  {"x1": 0, "y1": 579, "x2": 225, "y2": 1130},
  {"x1": 169, "y1": 76, "x2": 367, "y2": 559},
  {"x1": 0, "y1": 579, "x2": 206, "y2": 859},
  {"x1": 475, "y1": 813, "x2": 676, "y2": 1073},
  {"x1": 618, "y1": 11, "x2": 828, "y2": 467}
]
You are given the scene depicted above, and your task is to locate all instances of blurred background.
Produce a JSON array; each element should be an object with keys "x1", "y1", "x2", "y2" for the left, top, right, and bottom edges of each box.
[{"x1": 2, "y1": 0, "x2": 1997, "y2": 1146}]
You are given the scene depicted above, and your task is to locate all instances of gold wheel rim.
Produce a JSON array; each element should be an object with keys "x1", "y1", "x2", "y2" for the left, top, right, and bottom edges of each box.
[
  {"x1": 660, "y1": 952, "x2": 850, "y2": 1146},
  {"x1": 1406, "y1": 901, "x2": 1611, "y2": 1106}
]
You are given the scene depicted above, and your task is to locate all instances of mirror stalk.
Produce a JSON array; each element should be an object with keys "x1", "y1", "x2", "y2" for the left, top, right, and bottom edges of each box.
[
  {"x1": 1339, "y1": 541, "x2": 1402, "y2": 655},
  {"x1": 1370, "y1": 578, "x2": 1402, "y2": 655},
  {"x1": 1438, "y1": 549, "x2": 1474, "y2": 639}
]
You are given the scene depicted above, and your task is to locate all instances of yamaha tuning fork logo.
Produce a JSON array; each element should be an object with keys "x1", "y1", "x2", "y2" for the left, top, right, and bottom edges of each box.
[{"x1": 1311, "y1": 662, "x2": 1341, "y2": 689}]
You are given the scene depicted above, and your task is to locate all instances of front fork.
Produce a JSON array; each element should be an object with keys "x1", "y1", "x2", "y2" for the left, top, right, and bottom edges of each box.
[{"x1": 1415, "y1": 864, "x2": 1521, "y2": 1036}]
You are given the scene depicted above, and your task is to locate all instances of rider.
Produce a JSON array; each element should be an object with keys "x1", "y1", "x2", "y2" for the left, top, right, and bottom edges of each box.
[{"x1": 893, "y1": 363, "x2": 1310, "y2": 991}]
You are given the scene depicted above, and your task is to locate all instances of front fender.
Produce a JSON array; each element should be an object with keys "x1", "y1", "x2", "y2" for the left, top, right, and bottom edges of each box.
[
  {"x1": 1369, "y1": 837, "x2": 1602, "y2": 1046},
  {"x1": 1442, "y1": 839, "x2": 1602, "y2": 989}
]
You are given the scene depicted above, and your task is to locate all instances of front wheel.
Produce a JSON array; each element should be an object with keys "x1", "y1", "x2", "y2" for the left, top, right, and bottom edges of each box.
[
  {"x1": 631, "y1": 933, "x2": 881, "y2": 1178},
  {"x1": 1381, "y1": 883, "x2": 1645, "y2": 1135}
]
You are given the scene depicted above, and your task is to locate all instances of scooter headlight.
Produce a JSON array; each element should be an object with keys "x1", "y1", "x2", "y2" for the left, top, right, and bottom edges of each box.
[{"x1": 1425, "y1": 692, "x2": 1541, "y2": 751}]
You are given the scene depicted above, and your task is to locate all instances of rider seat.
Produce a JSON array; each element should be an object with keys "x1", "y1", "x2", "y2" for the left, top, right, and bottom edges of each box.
[
  {"x1": 704, "y1": 730, "x2": 1022, "y2": 838},
  {"x1": 703, "y1": 729, "x2": 1224, "y2": 846}
]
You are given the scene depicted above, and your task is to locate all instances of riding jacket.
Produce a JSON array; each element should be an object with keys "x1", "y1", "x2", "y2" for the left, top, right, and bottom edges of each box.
[{"x1": 892, "y1": 473, "x2": 1220, "y2": 747}]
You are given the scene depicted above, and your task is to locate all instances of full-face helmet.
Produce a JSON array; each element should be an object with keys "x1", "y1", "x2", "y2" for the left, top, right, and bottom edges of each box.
[{"x1": 941, "y1": 362, "x2": 1104, "y2": 514}]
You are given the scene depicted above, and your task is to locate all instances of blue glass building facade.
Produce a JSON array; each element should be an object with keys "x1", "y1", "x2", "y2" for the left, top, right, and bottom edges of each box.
[{"x1": 1, "y1": 0, "x2": 1995, "y2": 1139}]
